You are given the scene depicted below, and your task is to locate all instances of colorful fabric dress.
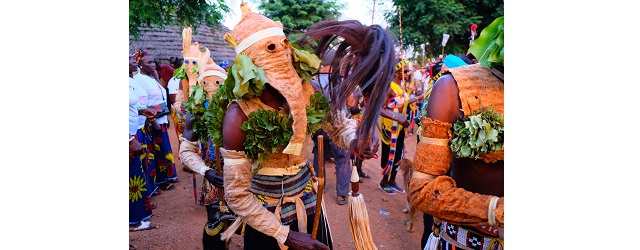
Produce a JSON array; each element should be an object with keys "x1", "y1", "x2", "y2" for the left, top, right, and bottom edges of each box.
[
  {"x1": 131, "y1": 77, "x2": 158, "y2": 195},
  {"x1": 151, "y1": 123, "x2": 177, "y2": 184},
  {"x1": 134, "y1": 73, "x2": 178, "y2": 185},
  {"x1": 129, "y1": 78, "x2": 153, "y2": 224}
]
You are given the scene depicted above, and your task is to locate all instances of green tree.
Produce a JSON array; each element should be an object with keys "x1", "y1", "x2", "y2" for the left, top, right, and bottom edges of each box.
[
  {"x1": 385, "y1": 0, "x2": 503, "y2": 59},
  {"x1": 129, "y1": 0, "x2": 230, "y2": 40},
  {"x1": 257, "y1": 0, "x2": 344, "y2": 43}
]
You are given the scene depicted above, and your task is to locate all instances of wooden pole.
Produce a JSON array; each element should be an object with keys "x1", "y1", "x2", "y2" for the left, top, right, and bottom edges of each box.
[
  {"x1": 371, "y1": 0, "x2": 376, "y2": 25},
  {"x1": 311, "y1": 135, "x2": 325, "y2": 240},
  {"x1": 422, "y1": 45, "x2": 426, "y2": 67},
  {"x1": 399, "y1": 6, "x2": 403, "y2": 56}
]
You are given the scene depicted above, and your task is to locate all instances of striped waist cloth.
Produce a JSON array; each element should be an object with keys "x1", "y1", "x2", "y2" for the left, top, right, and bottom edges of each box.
[{"x1": 250, "y1": 163, "x2": 316, "y2": 225}]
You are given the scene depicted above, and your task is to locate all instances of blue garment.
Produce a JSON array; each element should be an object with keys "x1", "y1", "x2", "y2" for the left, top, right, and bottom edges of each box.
[
  {"x1": 443, "y1": 55, "x2": 468, "y2": 69},
  {"x1": 150, "y1": 124, "x2": 178, "y2": 184},
  {"x1": 139, "y1": 128, "x2": 158, "y2": 196},
  {"x1": 130, "y1": 129, "x2": 154, "y2": 224},
  {"x1": 312, "y1": 131, "x2": 350, "y2": 197}
]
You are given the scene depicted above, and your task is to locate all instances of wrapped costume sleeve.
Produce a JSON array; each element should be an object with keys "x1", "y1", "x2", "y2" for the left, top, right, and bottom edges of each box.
[
  {"x1": 220, "y1": 148, "x2": 290, "y2": 244},
  {"x1": 321, "y1": 109, "x2": 357, "y2": 150},
  {"x1": 178, "y1": 135, "x2": 210, "y2": 175},
  {"x1": 409, "y1": 117, "x2": 504, "y2": 228}
]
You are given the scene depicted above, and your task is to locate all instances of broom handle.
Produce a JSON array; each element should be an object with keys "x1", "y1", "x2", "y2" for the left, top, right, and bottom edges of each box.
[
  {"x1": 351, "y1": 181, "x2": 360, "y2": 196},
  {"x1": 311, "y1": 134, "x2": 325, "y2": 239},
  {"x1": 350, "y1": 160, "x2": 360, "y2": 196}
]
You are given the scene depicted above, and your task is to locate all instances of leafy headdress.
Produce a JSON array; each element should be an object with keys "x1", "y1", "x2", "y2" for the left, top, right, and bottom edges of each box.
[
  {"x1": 222, "y1": 4, "x2": 311, "y2": 156},
  {"x1": 177, "y1": 26, "x2": 228, "y2": 99}
]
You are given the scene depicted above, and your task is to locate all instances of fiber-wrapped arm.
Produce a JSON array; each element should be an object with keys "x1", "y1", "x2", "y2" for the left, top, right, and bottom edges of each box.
[
  {"x1": 221, "y1": 148, "x2": 290, "y2": 244},
  {"x1": 177, "y1": 112, "x2": 210, "y2": 175},
  {"x1": 178, "y1": 136, "x2": 211, "y2": 175},
  {"x1": 410, "y1": 74, "x2": 504, "y2": 229},
  {"x1": 321, "y1": 109, "x2": 357, "y2": 150},
  {"x1": 409, "y1": 117, "x2": 504, "y2": 228}
]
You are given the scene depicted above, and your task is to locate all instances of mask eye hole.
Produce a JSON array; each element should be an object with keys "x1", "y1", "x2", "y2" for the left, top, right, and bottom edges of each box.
[
  {"x1": 266, "y1": 43, "x2": 276, "y2": 52},
  {"x1": 280, "y1": 38, "x2": 290, "y2": 47}
]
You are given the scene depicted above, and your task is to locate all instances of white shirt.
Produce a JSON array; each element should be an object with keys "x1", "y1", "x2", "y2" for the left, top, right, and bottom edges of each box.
[
  {"x1": 167, "y1": 77, "x2": 180, "y2": 95},
  {"x1": 413, "y1": 70, "x2": 426, "y2": 85},
  {"x1": 134, "y1": 73, "x2": 169, "y2": 124},
  {"x1": 129, "y1": 78, "x2": 140, "y2": 136},
  {"x1": 130, "y1": 78, "x2": 149, "y2": 129}
]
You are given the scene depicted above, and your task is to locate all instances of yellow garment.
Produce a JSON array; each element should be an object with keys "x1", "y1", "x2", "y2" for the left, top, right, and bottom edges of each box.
[
  {"x1": 405, "y1": 79, "x2": 418, "y2": 112},
  {"x1": 379, "y1": 81, "x2": 409, "y2": 145}
]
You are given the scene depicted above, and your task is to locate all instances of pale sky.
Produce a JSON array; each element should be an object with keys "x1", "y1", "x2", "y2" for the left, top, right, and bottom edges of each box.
[
  {"x1": 220, "y1": 0, "x2": 417, "y2": 57},
  {"x1": 222, "y1": 0, "x2": 393, "y2": 30}
]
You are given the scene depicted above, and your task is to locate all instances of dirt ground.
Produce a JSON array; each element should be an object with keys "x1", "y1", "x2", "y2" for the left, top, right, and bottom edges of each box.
[{"x1": 130, "y1": 119, "x2": 424, "y2": 250}]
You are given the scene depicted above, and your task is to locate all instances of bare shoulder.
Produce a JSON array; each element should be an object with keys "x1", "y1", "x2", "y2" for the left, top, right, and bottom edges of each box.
[
  {"x1": 222, "y1": 102, "x2": 248, "y2": 151},
  {"x1": 426, "y1": 74, "x2": 463, "y2": 124}
]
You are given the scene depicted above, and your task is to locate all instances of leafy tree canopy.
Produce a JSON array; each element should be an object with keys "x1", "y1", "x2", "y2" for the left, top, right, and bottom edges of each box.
[
  {"x1": 130, "y1": 0, "x2": 230, "y2": 40},
  {"x1": 257, "y1": 0, "x2": 344, "y2": 43},
  {"x1": 385, "y1": 0, "x2": 503, "y2": 60}
]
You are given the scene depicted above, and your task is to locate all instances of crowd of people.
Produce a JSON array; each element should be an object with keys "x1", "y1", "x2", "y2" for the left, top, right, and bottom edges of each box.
[
  {"x1": 128, "y1": 48, "x2": 232, "y2": 229},
  {"x1": 129, "y1": 4, "x2": 504, "y2": 250},
  {"x1": 128, "y1": 51, "x2": 179, "y2": 232}
]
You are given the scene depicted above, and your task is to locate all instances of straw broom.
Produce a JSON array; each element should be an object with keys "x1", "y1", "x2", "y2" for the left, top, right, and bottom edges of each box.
[{"x1": 348, "y1": 164, "x2": 378, "y2": 250}]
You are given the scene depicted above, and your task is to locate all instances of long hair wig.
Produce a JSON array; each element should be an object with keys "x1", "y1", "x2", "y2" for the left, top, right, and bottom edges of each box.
[{"x1": 299, "y1": 20, "x2": 396, "y2": 148}]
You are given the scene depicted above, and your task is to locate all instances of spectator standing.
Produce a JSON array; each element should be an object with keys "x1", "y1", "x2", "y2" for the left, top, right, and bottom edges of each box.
[
  {"x1": 378, "y1": 59, "x2": 424, "y2": 195},
  {"x1": 130, "y1": 53, "x2": 157, "y2": 231},
  {"x1": 134, "y1": 50, "x2": 179, "y2": 191},
  {"x1": 155, "y1": 59, "x2": 175, "y2": 89}
]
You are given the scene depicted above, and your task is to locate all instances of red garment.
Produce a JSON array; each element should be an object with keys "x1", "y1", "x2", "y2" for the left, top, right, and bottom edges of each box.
[{"x1": 157, "y1": 64, "x2": 175, "y2": 85}]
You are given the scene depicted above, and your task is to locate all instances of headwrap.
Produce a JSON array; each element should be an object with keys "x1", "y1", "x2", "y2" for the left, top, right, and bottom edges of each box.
[
  {"x1": 443, "y1": 55, "x2": 468, "y2": 69},
  {"x1": 395, "y1": 59, "x2": 408, "y2": 71},
  {"x1": 430, "y1": 62, "x2": 444, "y2": 80},
  {"x1": 133, "y1": 49, "x2": 148, "y2": 62}
]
